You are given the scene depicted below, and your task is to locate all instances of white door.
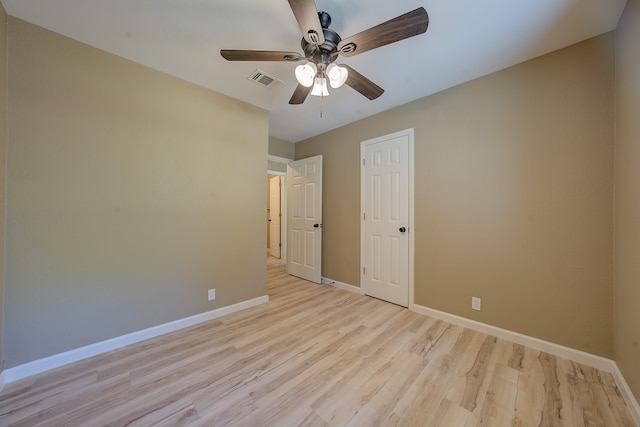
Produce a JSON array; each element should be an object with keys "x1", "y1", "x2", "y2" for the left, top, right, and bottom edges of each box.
[
  {"x1": 269, "y1": 176, "x2": 282, "y2": 258},
  {"x1": 287, "y1": 155, "x2": 323, "y2": 283},
  {"x1": 362, "y1": 130, "x2": 412, "y2": 307}
]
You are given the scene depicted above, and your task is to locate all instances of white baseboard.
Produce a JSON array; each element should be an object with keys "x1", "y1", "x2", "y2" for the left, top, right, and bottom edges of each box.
[
  {"x1": 412, "y1": 304, "x2": 615, "y2": 371},
  {"x1": 412, "y1": 303, "x2": 640, "y2": 422},
  {"x1": 612, "y1": 364, "x2": 640, "y2": 426},
  {"x1": 4, "y1": 295, "x2": 269, "y2": 384},
  {"x1": 321, "y1": 276, "x2": 364, "y2": 294},
  {"x1": 287, "y1": 277, "x2": 640, "y2": 419}
]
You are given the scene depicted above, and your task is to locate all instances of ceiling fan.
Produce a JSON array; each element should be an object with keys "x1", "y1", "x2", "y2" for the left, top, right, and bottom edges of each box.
[{"x1": 220, "y1": 0, "x2": 429, "y2": 105}]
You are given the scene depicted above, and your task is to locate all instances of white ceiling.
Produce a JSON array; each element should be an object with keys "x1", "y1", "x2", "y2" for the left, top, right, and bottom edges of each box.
[{"x1": 0, "y1": 0, "x2": 627, "y2": 142}]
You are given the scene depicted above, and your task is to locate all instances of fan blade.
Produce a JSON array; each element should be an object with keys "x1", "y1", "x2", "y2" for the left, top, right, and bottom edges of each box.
[
  {"x1": 220, "y1": 50, "x2": 303, "y2": 62},
  {"x1": 341, "y1": 65, "x2": 384, "y2": 100},
  {"x1": 289, "y1": 83, "x2": 313, "y2": 105},
  {"x1": 288, "y1": 0, "x2": 325, "y2": 45},
  {"x1": 338, "y1": 7, "x2": 429, "y2": 57}
]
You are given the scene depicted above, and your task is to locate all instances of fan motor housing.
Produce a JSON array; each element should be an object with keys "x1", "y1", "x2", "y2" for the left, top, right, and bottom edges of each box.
[
  {"x1": 300, "y1": 11, "x2": 341, "y2": 63},
  {"x1": 301, "y1": 28, "x2": 341, "y2": 59}
]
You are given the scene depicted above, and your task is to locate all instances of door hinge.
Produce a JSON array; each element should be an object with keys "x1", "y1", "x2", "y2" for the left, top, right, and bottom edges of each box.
[
  {"x1": 363, "y1": 267, "x2": 366, "y2": 275},
  {"x1": 362, "y1": 158, "x2": 366, "y2": 166},
  {"x1": 363, "y1": 212, "x2": 366, "y2": 220}
]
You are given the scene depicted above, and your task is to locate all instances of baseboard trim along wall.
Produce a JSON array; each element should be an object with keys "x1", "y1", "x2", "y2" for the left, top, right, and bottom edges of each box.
[
  {"x1": 4, "y1": 295, "x2": 269, "y2": 385},
  {"x1": 324, "y1": 278, "x2": 618, "y2": 369},
  {"x1": 321, "y1": 276, "x2": 364, "y2": 294},
  {"x1": 2, "y1": 286, "x2": 639, "y2": 422},
  {"x1": 318, "y1": 276, "x2": 639, "y2": 420},
  {"x1": 413, "y1": 303, "x2": 640, "y2": 422},
  {"x1": 412, "y1": 304, "x2": 614, "y2": 371},
  {"x1": 612, "y1": 364, "x2": 640, "y2": 426}
]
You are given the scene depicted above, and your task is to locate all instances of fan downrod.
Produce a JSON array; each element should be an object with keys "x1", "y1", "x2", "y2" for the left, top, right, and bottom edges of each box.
[{"x1": 318, "y1": 11, "x2": 331, "y2": 29}]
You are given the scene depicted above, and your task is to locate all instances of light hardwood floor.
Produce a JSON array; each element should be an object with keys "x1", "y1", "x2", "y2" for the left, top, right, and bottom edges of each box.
[
  {"x1": 267, "y1": 251, "x2": 285, "y2": 266},
  {"x1": 0, "y1": 265, "x2": 635, "y2": 426}
]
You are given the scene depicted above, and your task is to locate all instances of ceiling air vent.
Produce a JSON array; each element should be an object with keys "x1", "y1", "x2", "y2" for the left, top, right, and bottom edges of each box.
[{"x1": 247, "y1": 69, "x2": 282, "y2": 88}]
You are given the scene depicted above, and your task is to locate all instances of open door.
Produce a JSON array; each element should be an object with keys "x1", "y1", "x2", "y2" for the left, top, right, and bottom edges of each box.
[
  {"x1": 287, "y1": 155, "x2": 323, "y2": 284},
  {"x1": 269, "y1": 176, "x2": 282, "y2": 258}
]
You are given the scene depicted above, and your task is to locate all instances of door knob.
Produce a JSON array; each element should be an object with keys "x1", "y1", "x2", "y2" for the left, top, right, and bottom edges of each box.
[
  {"x1": 399, "y1": 227, "x2": 407, "y2": 233},
  {"x1": 314, "y1": 223, "x2": 322, "y2": 228}
]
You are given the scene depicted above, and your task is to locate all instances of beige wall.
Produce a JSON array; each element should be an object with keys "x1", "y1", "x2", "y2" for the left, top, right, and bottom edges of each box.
[
  {"x1": 614, "y1": 0, "x2": 640, "y2": 402},
  {"x1": 268, "y1": 136, "x2": 294, "y2": 173},
  {"x1": 0, "y1": 3, "x2": 7, "y2": 374},
  {"x1": 268, "y1": 136, "x2": 294, "y2": 159},
  {"x1": 4, "y1": 18, "x2": 268, "y2": 368},
  {"x1": 296, "y1": 34, "x2": 615, "y2": 357},
  {"x1": 267, "y1": 160, "x2": 287, "y2": 173}
]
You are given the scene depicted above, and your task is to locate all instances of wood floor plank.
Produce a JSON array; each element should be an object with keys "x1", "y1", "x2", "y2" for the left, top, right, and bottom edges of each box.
[
  {"x1": 461, "y1": 335, "x2": 498, "y2": 412},
  {"x1": 513, "y1": 353, "x2": 546, "y2": 426},
  {"x1": 432, "y1": 398, "x2": 473, "y2": 427},
  {"x1": 539, "y1": 351, "x2": 566, "y2": 426},
  {"x1": 478, "y1": 364, "x2": 520, "y2": 426},
  {"x1": 0, "y1": 265, "x2": 635, "y2": 427}
]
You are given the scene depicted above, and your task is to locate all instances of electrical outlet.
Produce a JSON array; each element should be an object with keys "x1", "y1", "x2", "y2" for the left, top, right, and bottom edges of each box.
[
  {"x1": 472, "y1": 297, "x2": 481, "y2": 311},
  {"x1": 208, "y1": 289, "x2": 216, "y2": 301}
]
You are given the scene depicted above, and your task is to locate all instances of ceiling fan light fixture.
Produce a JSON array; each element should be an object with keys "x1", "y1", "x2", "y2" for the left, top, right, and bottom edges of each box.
[
  {"x1": 326, "y1": 63, "x2": 348, "y2": 88},
  {"x1": 295, "y1": 62, "x2": 317, "y2": 87},
  {"x1": 310, "y1": 77, "x2": 330, "y2": 96}
]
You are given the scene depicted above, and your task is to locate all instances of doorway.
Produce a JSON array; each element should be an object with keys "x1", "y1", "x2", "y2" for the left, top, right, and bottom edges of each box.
[{"x1": 267, "y1": 171, "x2": 286, "y2": 266}]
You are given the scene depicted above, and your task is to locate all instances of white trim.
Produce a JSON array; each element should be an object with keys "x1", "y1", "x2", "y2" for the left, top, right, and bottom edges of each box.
[
  {"x1": 321, "y1": 276, "x2": 640, "y2": 419},
  {"x1": 0, "y1": 370, "x2": 5, "y2": 393},
  {"x1": 613, "y1": 364, "x2": 640, "y2": 426},
  {"x1": 408, "y1": 131, "x2": 415, "y2": 310},
  {"x1": 268, "y1": 155, "x2": 293, "y2": 164},
  {"x1": 360, "y1": 128, "x2": 415, "y2": 308},
  {"x1": 412, "y1": 304, "x2": 617, "y2": 372},
  {"x1": 321, "y1": 277, "x2": 364, "y2": 294},
  {"x1": 413, "y1": 303, "x2": 640, "y2": 420},
  {"x1": 4, "y1": 295, "x2": 269, "y2": 384}
]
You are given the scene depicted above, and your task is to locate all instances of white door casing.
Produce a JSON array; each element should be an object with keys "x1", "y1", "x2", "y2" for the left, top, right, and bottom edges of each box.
[
  {"x1": 269, "y1": 175, "x2": 282, "y2": 258},
  {"x1": 361, "y1": 129, "x2": 414, "y2": 307},
  {"x1": 287, "y1": 155, "x2": 323, "y2": 284}
]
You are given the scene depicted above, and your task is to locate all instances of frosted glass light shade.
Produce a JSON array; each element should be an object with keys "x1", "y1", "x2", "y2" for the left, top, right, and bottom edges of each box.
[
  {"x1": 295, "y1": 63, "x2": 317, "y2": 87},
  {"x1": 326, "y1": 63, "x2": 348, "y2": 88},
  {"x1": 310, "y1": 77, "x2": 329, "y2": 96}
]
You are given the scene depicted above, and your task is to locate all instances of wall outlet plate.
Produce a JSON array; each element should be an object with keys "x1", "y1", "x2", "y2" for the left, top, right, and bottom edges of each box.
[
  {"x1": 208, "y1": 289, "x2": 216, "y2": 301},
  {"x1": 472, "y1": 297, "x2": 481, "y2": 311}
]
